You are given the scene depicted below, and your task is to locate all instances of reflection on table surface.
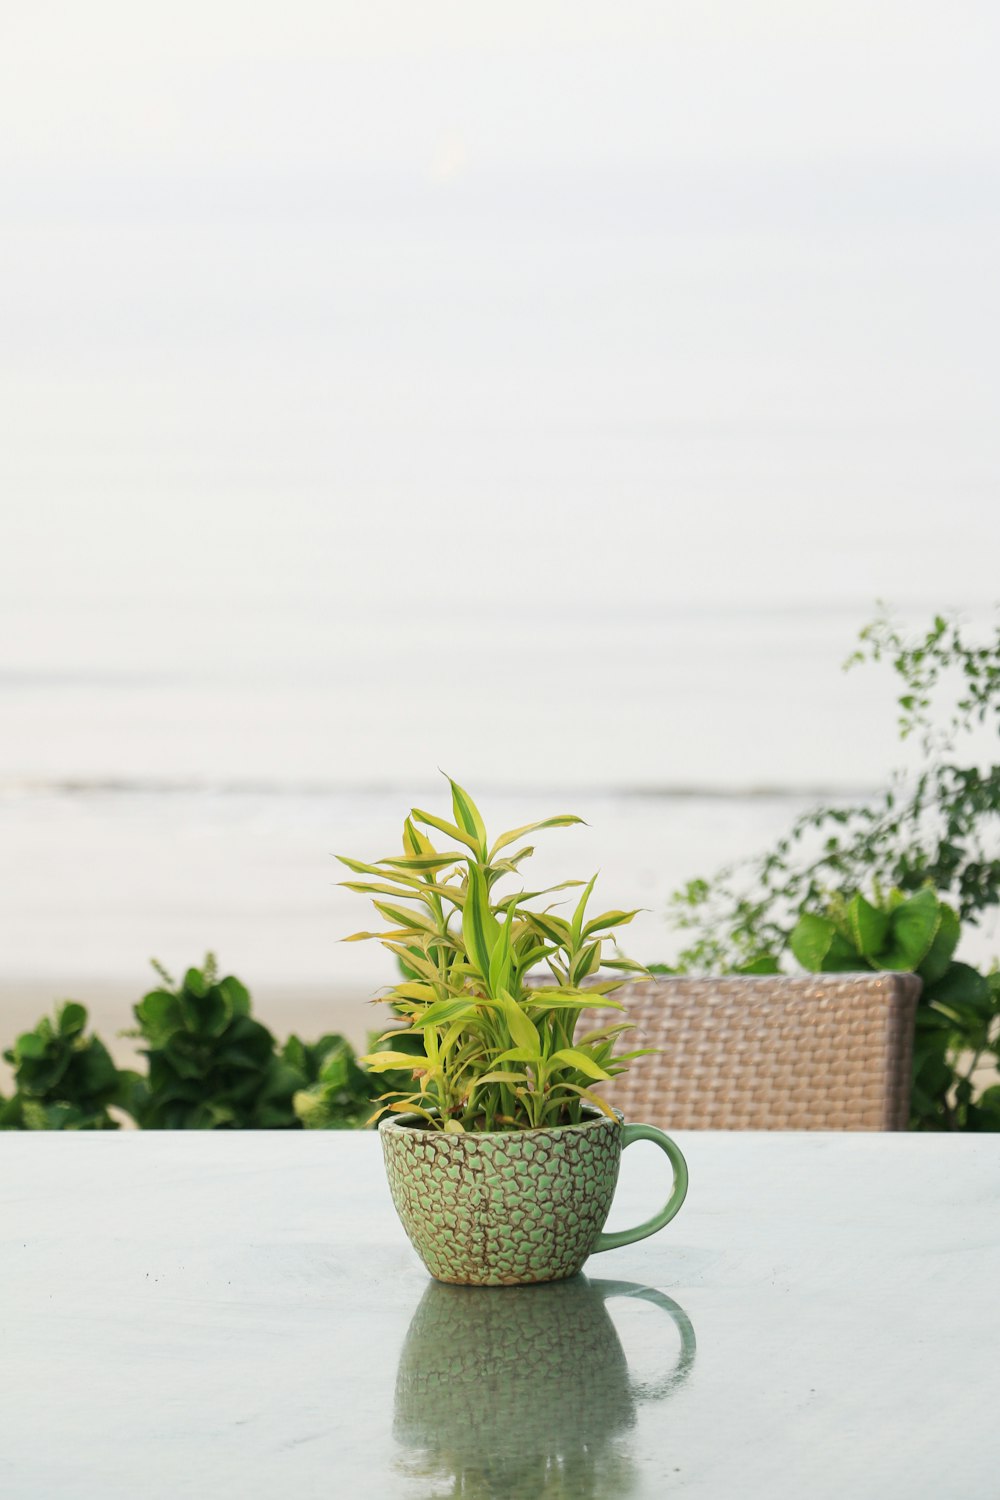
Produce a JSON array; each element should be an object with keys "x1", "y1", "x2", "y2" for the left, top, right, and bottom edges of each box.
[
  {"x1": 394, "y1": 1276, "x2": 696, "y2": 1500},
  {"x1": 4, "y1": 1133, "x2": 1000, "y2": 1499}
]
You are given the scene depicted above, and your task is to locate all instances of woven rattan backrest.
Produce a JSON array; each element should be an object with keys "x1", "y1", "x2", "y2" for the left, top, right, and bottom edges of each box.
[{"x1": 587, "y1": 973, "x2": 920, "y2": 1130}]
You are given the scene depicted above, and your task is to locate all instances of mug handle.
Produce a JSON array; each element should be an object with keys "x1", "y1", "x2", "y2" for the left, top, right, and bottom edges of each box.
[
  {"x1": 592, "y1": 1123, "x2": 689, "y2": 1253},
  {"x1": 596, "y1": 1282, "x2": 698, "y2": 1401}
]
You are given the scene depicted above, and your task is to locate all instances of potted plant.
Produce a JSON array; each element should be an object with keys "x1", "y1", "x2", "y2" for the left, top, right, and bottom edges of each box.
[{"x1": 340, "y1": 777, "x2": 688, "y2": 1285}]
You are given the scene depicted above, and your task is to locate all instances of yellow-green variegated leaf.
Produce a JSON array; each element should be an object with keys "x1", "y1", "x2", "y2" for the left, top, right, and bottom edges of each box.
[
  {"x1": 413, "y1": 996, "x2": 483, "y2": 1027},
  {"x1": 347, "y1": 878, "x2": 466, "y2": 910},
  {"x1": 387, "y1": 1099, "x2": 437, "y2": 1123},
  {"x1": 432, "y1": 881, "x2": 467, "y2": 908},
  {"x1": 526, "y1": 989, "x2": 624, "y2": 1009},
  {"x1": 500, "y1": 993, "x2": 541, "y2": 1055},
  {"x1": 381, "y1": 943, "x2": 442, "y2": 982},
  {"x1": 380, "y1": 853, "x2": 467, "y2": 874},
  {"x1": 555, "y1": 1084, "x2": 618, "y2": 1120},
  {"x1": 570, "y1": 873, "x2": 599, "y2": 946},
  {"x1": 339, "y1": 878, "x2": 435, "y2": 902},
  {"x1": 440, "y1": 1019, "x2": 477, "y2": 1056},
  {"x1": 567, "y1": 977, "x2": 631, "y2": 996},
  {"x1": 340, "y1": 930, "x2": 382, "y2": 943},
  {"x1": 570, "y1": 941, "x2": 602, "y2": 984},
  {"x1": 582, "y1": 909, "x2": 642, "y2": 939},
  {"x1": 360, "y1": 1051, "x2": 426, "y2": 1071},
  {"x1": 493, "y1": 1046, "x2": 540, "y2": 1065},
  {"x1": 574, "y1": 1023, "x2": 633, "y2": 1045},
  {"x1": 337, "y1": 854, "x2": 423, "y2": 881},
  {"x1": 398, "y1": 929, "x2": 463, "y2": 957},
  {"x1": 492, "y1": 845, "x2": 535, "y2": 872},
  {"x1": 369, "y1": 1023, "x2": 422, "y2": 1044},
  {"x1": 489, "y1": 815, "x2": 585, "y2": 858},
  {"x1": 410, "y1": 807, "x2": 482, "y2": 855},
  {"x1": 372, "y1": 901, "x2": 439, "y2": 934},
  {"x1": 526, "y1": 912, "x2": 571, "y2": 947},
  {"x1": 447, "y1": 776, "x2": 489, "y2": 856},
  {"x1": 549, "y1": 1047, "x2": 612, "y2": 1081},
  {"x1": 403, "y1": 816, "x2": 436, "y2": 858},
  {"x1": 389, "y1": 982, "x2": 439, "y2": 1003},
  {"x1": 495, "y1": 880, "x2": 585, "y2": 910},
  {"x1": 462, "y1": 862, "x2": 501, "y2": 979},
  {"x1": 512, "y1": 943, "x2": 553, "y2": 980},
  {"x1": 487, "y1": 897, "x2": 517, "y2": 997},
  {"x1": 340, "y1": 856, "x2": 467, "y2": 908}
]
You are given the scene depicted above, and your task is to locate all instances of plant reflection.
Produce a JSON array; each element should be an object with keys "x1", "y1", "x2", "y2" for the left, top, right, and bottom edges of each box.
[{"x1": 394, "y1": 1275, "x2": 696, "y2": 1500}]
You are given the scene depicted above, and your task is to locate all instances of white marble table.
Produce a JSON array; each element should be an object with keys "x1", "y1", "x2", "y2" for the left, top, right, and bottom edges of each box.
[{"x1": 2, "y1": 1132, "x2": 998, "y2": 1499}]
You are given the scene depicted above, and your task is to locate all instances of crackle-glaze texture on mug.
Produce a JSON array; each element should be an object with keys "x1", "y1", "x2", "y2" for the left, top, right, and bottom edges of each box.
[{"x1": 379, "y1": 1112, "x2": 623, "y2": 1285}]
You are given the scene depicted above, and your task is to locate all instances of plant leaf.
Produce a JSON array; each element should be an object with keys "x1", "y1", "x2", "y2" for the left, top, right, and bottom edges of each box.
[
  {"x1": 447, "y1": 776, "x2": 489, "y2": 857},
  {"x1": 582, "y1": 909, "x2": 641, "y2": 939},
  {"x1": 789, "y1": 913, "x2": 837, "y2": 971},
  {"x1": 556, "y1": 1083, "x2": 618, "y2": 1120},
  {"x1": 372, "y1": 901, "x2": 439, "y2": 933},
  {"x1": 413, "y1": 997, "x2": 487, "y2": 1027},
  {"x1": 410, "y1": 807, "x2": 483, "y2": 855},
  {"x1": 570, "y1": 874, "x2": 599, "y2": 947},
  {"x1": 846, "y1": 892, "x2": 890, "y2": 958},
  {"x1": 360, "y1": 1051, "x2": 426, "y2": 1071},
  {"x1": 462, "y1": 862, "x2": 501, "y2": 979},
  {"x1": 500, "y1": 994, "x2": 541, "y2": 1056},
  {"x1": 918, "y1": 901, "x2": 961, "y2": 984},
  {"x1": 490, "y1": 816, "x2": 585, "y2": 858},
  {"x1": 403, "y1": 816, "x2": 435, "y2": 858},
  {"x1": 550, "y1": 1047, "x2": 612, "y2": 1081},
  {"x1": 380, "y1": 853, "x2": 467, "y2": 874},
  {"x1": 881, "y1": 888, "x2": 941, "y2": 970}
]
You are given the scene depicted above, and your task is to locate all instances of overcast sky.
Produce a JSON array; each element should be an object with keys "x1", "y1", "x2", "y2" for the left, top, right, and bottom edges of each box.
[{"x1": 2, "y1": 0, "x2": 998, "y2": 668}]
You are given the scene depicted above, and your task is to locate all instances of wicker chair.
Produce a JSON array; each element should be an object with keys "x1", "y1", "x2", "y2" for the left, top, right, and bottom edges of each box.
[{"x1": 588, "y1": 973, "x2": 921, "y2": 1130}]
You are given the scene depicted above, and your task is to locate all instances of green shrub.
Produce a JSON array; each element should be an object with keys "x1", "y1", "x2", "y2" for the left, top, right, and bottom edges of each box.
[
  {"x1": 0, "y1": 1002, "x2": 134, "y2": 1130},
  {"x1": 0, "y1": 959, "x2": 387, "y2": 1131},
  {"x1": 127, "y1": 957, "x2": 305, "y2": 1129},
  {"x1": 668, "y1": 607, "x2": 1000, "y2": 972},
  {"x1": 286, "y1": 1033, "x2": 384, "y2": 1129},
  {"x1": 787, "y1": 886, "x2": 1000, "y2": 1131},
  {"x1": 659, "y1": 606, "x2": 1000, "y2": 1132}
]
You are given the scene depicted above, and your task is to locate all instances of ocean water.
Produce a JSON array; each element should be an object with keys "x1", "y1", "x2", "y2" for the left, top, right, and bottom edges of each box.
[
  {"x1": 0, "y1": 779, "x2": 817, "y2": 992},
  {"x1": 3, "y1": 603, "x2": 997, "y2": 995}
]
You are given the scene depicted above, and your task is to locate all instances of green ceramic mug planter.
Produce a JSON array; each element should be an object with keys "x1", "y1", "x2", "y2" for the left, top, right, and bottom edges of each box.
[{"x1": 380, "y1": 1106, "x2": 688, "y2": 1286}]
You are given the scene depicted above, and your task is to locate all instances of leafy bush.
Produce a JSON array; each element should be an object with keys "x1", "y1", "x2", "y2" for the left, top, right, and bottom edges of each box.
[
  {"x1": 788, "y1": 885, "x2": 1000, "y2": 1129},
  {"x1": 660, "y1": 606, "x2": 1000, "y2": 1132},
  {"x1": 0, "y1": 961, "x2": 383, "y2": 1131},
  {"x1": 341, "y1": 776, "x2": 649, "y2": 1131},
  {"x1": 286, "y1": 1033, "x2": 383, "y2": 1130},
  {"x1": 669, "y1": 608, "x2": 1000, "y2": 972},
  {"x1": 127, "y1": 957, "x2": 307, "y2": 1129},
  {"x1": 0, "y1": 960, "x2": 398, "y2": 1128},
  {"x1": 0, "y1": 1002, "x2": 134, "y2": 1130}
]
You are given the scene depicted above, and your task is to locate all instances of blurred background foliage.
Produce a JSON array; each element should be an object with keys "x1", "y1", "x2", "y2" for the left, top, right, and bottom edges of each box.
[
  {"x1": 1, "y1": 959, "x2": 384, "y2": 1132},
  {"x1": 4, "y1": 610, "x2": 997, "y2": 1132},
  {"x1": 662, "y1": 608, "x2": 1000, "y2": 1131}
]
